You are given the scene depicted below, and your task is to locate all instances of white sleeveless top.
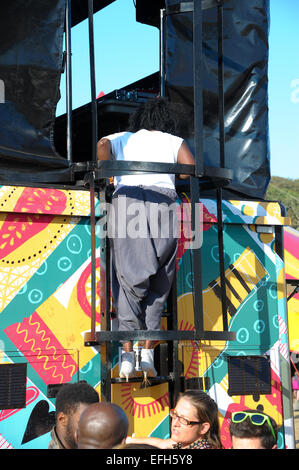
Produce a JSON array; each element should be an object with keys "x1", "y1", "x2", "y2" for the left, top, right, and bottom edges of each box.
[{"x1": 105, "y1": 129, "x2": 183, "y2": 190}]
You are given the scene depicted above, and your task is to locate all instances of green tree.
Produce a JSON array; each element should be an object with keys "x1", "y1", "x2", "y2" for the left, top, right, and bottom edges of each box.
[{"x1": 266, "y1": 177, "x2": 299, "y2": 230}]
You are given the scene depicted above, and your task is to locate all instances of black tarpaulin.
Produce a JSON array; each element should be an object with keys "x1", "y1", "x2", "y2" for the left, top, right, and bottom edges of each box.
[
  {"x1": 70, "y1": 0, "x2": 115, "y2": 27},
  {"x1": 0, "y1": 0, "x2": 116, "y2": 184},
  {"x1": 0, "y1": 0, "x2": 71, "y2": 183},
  {"x1": 164, "y1": 0, "x2": 271, "y2": 198}
]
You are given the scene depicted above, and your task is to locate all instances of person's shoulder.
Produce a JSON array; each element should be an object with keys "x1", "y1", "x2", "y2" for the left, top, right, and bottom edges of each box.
[
  {"x1": 148, "y1": 130, "x2": 183, "y2": 141},
  {"x1": 163, "y1": 131, "x2": 183, "y2": 141},
  {"x1": 105, "y1": 131, "x2": 132, "y2": 141},
  {"x1": 48, "y1": 427, "x2": 61, "y2": 449}
]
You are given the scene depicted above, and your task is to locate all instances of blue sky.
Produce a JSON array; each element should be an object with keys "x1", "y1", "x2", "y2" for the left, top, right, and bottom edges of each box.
[
  {"x1": 57, "y1": 0, "x2": 299, "y2": 180},
  {"x1": 268, "y1": 0, "x2": 299, "y2": 179}
]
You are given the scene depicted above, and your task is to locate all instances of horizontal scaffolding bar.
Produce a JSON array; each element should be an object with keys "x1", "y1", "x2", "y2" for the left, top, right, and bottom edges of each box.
[
  {"x1": 84, "y1": 329, "x2": 236, "y2": 345},
  {"x1": 74, "y1": 160, "x2": 233, "y2": 181}
]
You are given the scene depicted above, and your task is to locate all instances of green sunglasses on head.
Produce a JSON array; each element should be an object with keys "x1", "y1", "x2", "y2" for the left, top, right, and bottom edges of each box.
[{"x1": 231, "y1": 411, "x2": 276, "y2": 441}]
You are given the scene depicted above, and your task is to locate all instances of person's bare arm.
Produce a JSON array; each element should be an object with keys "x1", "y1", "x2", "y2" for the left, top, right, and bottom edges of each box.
[
  {"x1": 126, "y1": 436, "x2": 176, "y2": 449},
  {"x1": 97, "y1": 137, "x2": 113, "y2": 161},
  {"x1": 177, "y1": 141, "x2": 195, "y2": 179}
]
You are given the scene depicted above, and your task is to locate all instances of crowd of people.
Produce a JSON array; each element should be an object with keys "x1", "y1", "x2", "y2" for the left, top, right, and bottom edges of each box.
[{"x1": 47, "y1": 381, "x2": 278, "y2": 450}]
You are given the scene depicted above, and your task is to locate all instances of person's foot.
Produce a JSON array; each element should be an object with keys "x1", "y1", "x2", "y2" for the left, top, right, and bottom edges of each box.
[
  {"x1": 140, "y1": 348, "x2": 157, "y2": 383},
  {"x1": 119, "y1": 351, "x2": 135, "y2": 382}
]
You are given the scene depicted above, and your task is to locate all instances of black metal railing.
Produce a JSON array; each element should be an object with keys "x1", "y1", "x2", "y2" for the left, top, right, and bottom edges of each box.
[{"x1": 64, "y1": 0, "x2": 235, "y2": 404}]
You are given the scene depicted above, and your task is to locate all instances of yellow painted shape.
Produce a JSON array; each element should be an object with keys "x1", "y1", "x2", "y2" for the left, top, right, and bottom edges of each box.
[
  {"x1": 0, "y1": 187, "x2": 25, "y2": 213},
  {"x1": 258, "y1": 202, "x2": 282, "y2": 217},
  {"x1": 241, "y1": 205, "x2": 255, "y2": 216},
  {"x1": 61, "y1": 190, "x2": 94, "y2": 217},
  {"x1": 254, "y1": 215, "x2": 291, "y2": 226},
  {"x1": 0, "y1": 264, "x2": 38, "y2": 314},
  {"x1": 112, "y1": 383, "x2": 169, "y2": 437},
  {"x1": 37, "y1": 288, "x2": 96, "y2": 371},
  {"x1": 288, "y1": 297, "x2": 299, "y2": 352},
  {"x1": 0, "y1": 214, "x2": 76, "y2": 266},
  {"x1": 0, "y1": 186, "x2": 94, "y2": 217},
  {"x1": 241, "y1": 395, "x2": 283, "y2": 428},
  {"x1": 276, "y1": 268, "x2": 287, "y2": 301},
  {"x1": 179, "y1": 342, "x2": 225, "y2": 380},
  {"x1": 259, "y1": 233, "x2": 274, "y2": 244},
  {"x1": 235, "y1": 247, "x2": 267, "y2": 285},
  {"x1": 285, "y1": 250, "x2": 299, "y2": 280},
  {"x1": 0, "y1": 215, "x2": 78, "y2": 314},
  {"x1": 228, "y1": 200, "x2": 289, "y2": 225},
  {"x1": 179, "y1": 247, "x2": 267, "y2": 333},
  {"x1": 180, "y1": 344, "x2": 201, "y2": 378},
  {"x1": 225, "y1": 273, "x2": 250, "y2": 307}
]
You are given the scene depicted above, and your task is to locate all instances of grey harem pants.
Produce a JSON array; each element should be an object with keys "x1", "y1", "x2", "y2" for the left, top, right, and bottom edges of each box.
[{"x1": 108, "y1": 185, "x2": 178, "y2": 335}]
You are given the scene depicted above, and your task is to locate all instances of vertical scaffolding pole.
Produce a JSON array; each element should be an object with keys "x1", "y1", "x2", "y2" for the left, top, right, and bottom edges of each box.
[
  {"x1": 88, "y1": 0, "x2": 98, "y2": 164},
  {"x1": 89, "y1": 171, "x2": 97, "y2": 343},
  {"x1": 193, "y1": 0, "x2": 204, "y2": 178},
  {"x1": 99, "y1": 189, "x2": 111, "y2": 402},
  {"x1": 167, "y1": 271, "x2": 180, "y2": 407},
  {"x1": 217, "y1": 1, "x2": 225, "y2": 170},
  {"x1": 87, "y1": 0, "x2": 98, "y2": 343},
  {"x1": 216, "y1": 1, "x2": 228, "y2": 331},
  {"x1": 192, "y1": 0, "x2": 204, "y2": 335},
  {"x1": 87, "y1": 0, "x2": 111, "y2": 400},
  {"x1": 160, "y1": 4, "x2": 184, "y2": 405},
  {"x1": 65, "y1": 0, "x2": 72, "y2": 163},
  {"x1": 160, "y1": 8, "x2": 166, "y2": 97}
]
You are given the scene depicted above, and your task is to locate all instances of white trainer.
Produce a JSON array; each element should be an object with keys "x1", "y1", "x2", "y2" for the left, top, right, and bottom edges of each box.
[
  {"x1": 119, "y1": 351, "x2": 135, "y2": 382},
  {"x1": 140, "y1": 348, "x2": 157, "y2": 383}
]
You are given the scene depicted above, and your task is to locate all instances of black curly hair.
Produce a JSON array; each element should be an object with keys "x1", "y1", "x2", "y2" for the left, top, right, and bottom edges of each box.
[
  {"x1": 55, "y1": 381, "x2": 99, "y2": 417},
  {"x1": 128, "y1": 97, "x2": 181, "y2": 135}
]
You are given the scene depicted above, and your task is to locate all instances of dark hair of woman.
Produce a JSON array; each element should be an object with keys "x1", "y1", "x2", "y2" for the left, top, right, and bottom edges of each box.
[
  {"x1": 181, "y1": 390, "x2": 223, "y2": 449},
  {"x1": 128, "y1": 97, "x2": 181, "y2": 135}
]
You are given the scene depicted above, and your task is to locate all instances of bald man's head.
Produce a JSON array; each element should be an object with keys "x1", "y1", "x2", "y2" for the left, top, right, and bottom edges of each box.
[{"x1": 76, "y1": 402, "x2": 129, "y2": 449}]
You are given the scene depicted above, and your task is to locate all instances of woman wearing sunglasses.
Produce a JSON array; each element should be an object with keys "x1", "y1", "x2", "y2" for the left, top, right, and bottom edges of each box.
[
  {"x1": 126, "y1": 390, "x2": 222, "y2": 449},
  {"x1": 229, "y1": 409, "x2": 278, "y2": 449}
]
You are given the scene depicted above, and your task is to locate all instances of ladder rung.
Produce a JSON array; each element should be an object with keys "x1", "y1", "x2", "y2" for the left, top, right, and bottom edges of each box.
[
  {"x1": 111, "y1": 376, "x2": 172, "y2": 385},
  {"x1": 108, "y1": 376, "x2": 211, "y2": 389},
  {"x1": 106, "y1": 311, "x2": 170, "y2": 319},
  {"x1": 84, "y1": 329, "x2": 236, "y2": 345}
]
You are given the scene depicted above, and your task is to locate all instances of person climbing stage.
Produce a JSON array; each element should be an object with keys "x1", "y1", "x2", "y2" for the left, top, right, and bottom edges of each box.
[{"x1": 97, "y1": 97, "x2": 195, "y2": 382}]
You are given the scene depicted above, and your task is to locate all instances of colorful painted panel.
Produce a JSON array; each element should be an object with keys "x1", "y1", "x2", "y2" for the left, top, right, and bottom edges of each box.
[
  {"x1": 285, "y1": 226, "x2": 299, "y2": 353},
  {"x1": 0, "y1": 186, "x2": 291, "y2": 448}
]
